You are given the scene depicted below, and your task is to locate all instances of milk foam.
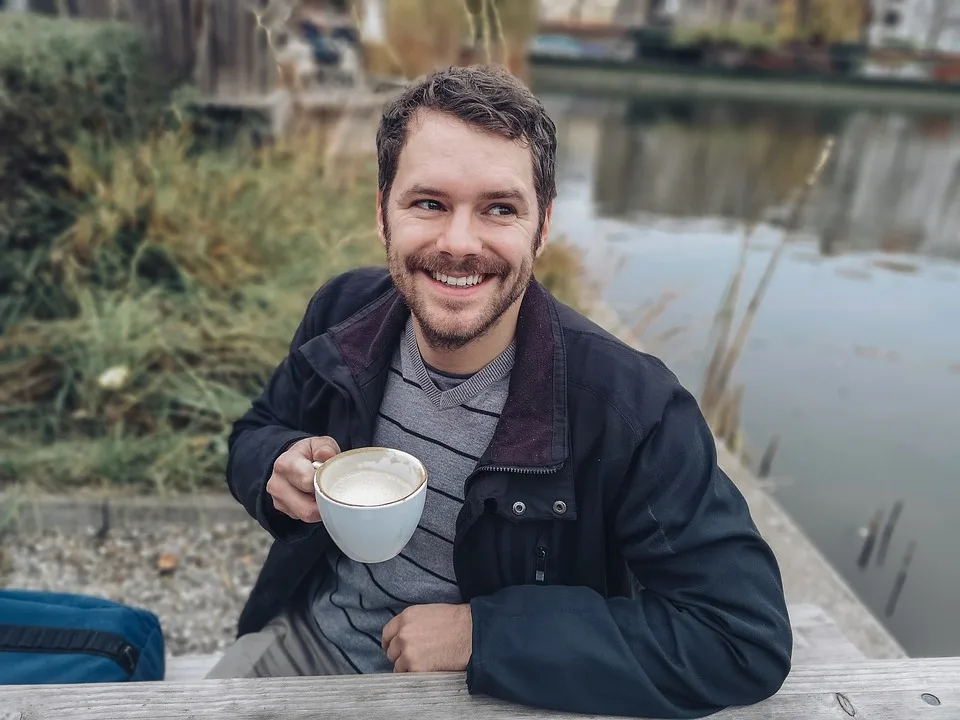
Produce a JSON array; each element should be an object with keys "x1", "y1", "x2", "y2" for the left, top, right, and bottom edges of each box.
[{"x1": 326, "y1": 469, "x2": 414, "y2": 506}]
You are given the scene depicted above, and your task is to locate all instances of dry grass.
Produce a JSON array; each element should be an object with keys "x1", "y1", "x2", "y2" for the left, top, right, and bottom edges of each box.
[
  {"x1": 0, "y1": 113, "x2": 586, "y2": 494},
  {"x1": 699, "y1": 137, "x2": 836, "y2": 456},
  {"x1": 362, "y1": 0, "x2": 537, "y2": 81},
  {"x1": 0, "y1": 119, "x2": 383, "y2": 493},
  {"x1": 0, "y1": 0, "x2": 568, "y2": 495}
]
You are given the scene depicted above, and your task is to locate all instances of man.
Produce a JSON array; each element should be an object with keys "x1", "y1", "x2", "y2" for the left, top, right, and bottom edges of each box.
[{"x1": 212, "y1": 65, "x2": 793, "y2": 718}]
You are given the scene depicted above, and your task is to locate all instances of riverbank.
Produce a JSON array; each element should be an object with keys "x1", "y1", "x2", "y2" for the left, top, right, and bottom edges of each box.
[{"x1": 530, "y1": 56, "x2": 960, "y2": 112}]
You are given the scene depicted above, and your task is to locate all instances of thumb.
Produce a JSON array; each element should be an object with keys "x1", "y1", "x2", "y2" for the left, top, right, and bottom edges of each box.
[{"x1": 306, "y1": 436, "x2": 341, "y2": 464}]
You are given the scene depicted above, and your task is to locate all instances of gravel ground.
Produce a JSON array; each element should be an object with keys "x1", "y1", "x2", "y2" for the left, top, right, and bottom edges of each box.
[{"x1": 1, "y1": 521, "x2": 272, "y2": 656}]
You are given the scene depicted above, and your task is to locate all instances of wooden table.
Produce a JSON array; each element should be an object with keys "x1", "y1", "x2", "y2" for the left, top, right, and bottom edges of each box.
[
  {"x1": 1, "y1": 657, "x2": 957, "y2": 719},
  {"x1": 2, "y1": 603, "x2": 956, "y2": 718},
  {"x1": 158, "y1": 603, "x2": 868, "y2": 682}
]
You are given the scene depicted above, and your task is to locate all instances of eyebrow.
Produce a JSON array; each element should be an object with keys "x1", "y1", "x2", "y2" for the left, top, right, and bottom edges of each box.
[{"x1": 398, "y1": 184, "x2": 530, "y2": 209}]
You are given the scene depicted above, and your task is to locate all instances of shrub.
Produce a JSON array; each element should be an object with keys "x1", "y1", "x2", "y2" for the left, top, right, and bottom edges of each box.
[
  {"x1": 0, "y1": 13, "x2": 173, "y2": 329},
  {"x1": 0, "y1": 119, "x2": 387, "y2": 492},
  {"x1": 0, "y1": 121, "x2": 587, "y2": 493}
]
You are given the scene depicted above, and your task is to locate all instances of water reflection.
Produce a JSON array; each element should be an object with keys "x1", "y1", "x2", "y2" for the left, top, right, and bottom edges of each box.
[
  {"x1": 542, "y1": 91, "x2": 960, "y2": 658},
  {"x1": 573, "y1": 97, "x2": 960, "y2": 262}
]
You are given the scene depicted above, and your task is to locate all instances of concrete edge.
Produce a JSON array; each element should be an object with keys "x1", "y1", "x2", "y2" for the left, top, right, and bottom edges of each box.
[
  {"x1": 715, "y1": 444, "x2": 908, "y2": 660},
  {"x1": 530, "y1": 59, "x2": 960, "y2": 112},
  {"x1": 0, "y1": 490, "x2": 249, "y2": 534}
]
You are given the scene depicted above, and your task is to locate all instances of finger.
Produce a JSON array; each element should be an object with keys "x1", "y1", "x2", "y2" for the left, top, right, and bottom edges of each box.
[
  {"x1": 392, "y1": 653, "x2": 409, "y2": 673},
  {"x1": 266, "y1": 476, "x2": 292, "y2": 516},
  {"x1": 271, "y1": 480, "x2": 320, "y2": 523},
  {"x1": 385, "y1": 636, "x2": 402, "y2": 664},
  {"x1": 381, "y1": 614, "x2": 400, "y2": 650},
  {"x1": 285, "y1": 455, "x2": 322, "y2": 494},
  {"x1": 307, "y1": 436, "x2": 341, "y2": 463},
  {"x1": 287, "y1": 490, "x2": 320, "y2": 523}
]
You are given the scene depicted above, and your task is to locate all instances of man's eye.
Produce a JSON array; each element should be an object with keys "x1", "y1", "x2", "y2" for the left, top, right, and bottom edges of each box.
[
  {"x1": 489, "y1": 204, "x2": 516, "y2": 217},
  {"x1": 415, "y1": 200, "x2": 443, "y2": 211}
]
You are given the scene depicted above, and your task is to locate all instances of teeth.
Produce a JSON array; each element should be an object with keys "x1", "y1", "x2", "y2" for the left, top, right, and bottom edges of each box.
[{"x1": 431, "y1": 272, "x2": 483, "y2": 287}]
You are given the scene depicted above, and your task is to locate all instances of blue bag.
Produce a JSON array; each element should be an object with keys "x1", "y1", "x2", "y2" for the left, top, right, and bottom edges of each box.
[{"x1": 0, "y1": 589, "x2": 165, "y2": 684}]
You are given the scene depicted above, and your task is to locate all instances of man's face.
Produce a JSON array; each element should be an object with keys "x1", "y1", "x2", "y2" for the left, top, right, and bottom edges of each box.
[{"x1": 378, "y1": 110, "x2": 551, "y2": 351}]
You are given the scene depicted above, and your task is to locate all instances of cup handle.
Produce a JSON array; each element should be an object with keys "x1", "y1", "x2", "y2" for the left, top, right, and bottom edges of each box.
[{"x1": 312, "y1": 461, "x2": 325, "y2": 524}]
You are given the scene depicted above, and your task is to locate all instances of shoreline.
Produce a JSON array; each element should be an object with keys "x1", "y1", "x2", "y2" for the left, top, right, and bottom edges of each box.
[{"x1": 529, "y1": 56, "x2": 960, "y2": 112}]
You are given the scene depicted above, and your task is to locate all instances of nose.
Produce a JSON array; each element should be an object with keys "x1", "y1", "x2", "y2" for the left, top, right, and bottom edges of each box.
[{"x1": 435, "y1": 207, "x2": 482, "y2": 257}]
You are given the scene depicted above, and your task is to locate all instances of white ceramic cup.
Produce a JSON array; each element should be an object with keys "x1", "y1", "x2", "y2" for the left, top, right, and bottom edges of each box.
[{"x1": 312, "y1": 447, "x2": 428, "y2": 564}]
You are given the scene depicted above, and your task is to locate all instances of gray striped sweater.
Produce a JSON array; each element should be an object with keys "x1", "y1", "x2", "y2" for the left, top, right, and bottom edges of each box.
[{"x1": 310, "y1": 316, "x2": 514, "y2": 673}]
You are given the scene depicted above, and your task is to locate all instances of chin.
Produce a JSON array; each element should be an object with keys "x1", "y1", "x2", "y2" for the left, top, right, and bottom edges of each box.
[{"x1": 421, "y1": 312, "x2": 484, "y2": 342}]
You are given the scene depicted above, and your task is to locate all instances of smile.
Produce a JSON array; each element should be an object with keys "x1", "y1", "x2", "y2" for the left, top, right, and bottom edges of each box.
[{"x1": 429, "y1": 271, "x2": 486, "y2": 288}]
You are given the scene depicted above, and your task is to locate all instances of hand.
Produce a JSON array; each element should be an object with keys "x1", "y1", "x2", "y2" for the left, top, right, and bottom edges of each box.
[
  {"x1": 266, "y1": 436, "x2": 340, "y2": 523},
  {"x1": 382, "y1": 604, "x2": 473, "y2": 673}
]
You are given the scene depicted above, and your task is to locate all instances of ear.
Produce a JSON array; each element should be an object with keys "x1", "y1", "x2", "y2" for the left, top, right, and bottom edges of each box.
[
  {"x1": 376, "y1": 190, "x2": 387, "y2": 248},
  {"x1": 535, "y1": 201, "x2": 553, "y2": 259}
]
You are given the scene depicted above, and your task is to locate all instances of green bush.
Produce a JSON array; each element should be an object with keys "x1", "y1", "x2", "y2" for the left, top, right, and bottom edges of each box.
[
  {"x1": 0, "y1": 118, "x2": 587, "y2": 493},
  {"x1": 0, "y1": 15, "x2": 589, "y2": 494},
  {"x1": 0, "y1": 13, "x2": 173, "y2": 329},
  {"x1": 0, "y1": 122, "x2": 387, "y2": 492}
]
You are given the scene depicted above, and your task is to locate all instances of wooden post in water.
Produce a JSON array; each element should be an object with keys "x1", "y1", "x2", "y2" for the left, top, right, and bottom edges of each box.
[
  {"x1": 885, "y1": 539, "x2": 917, "y2": 618},
  {"x1": 857, "y1": 507, "x2": 884, "y2": 569},
  {"x1": 877, "y1": 499, "x2": 905, "y2": 567},
  {"x1": 757, "y1": 434, "x2": 780, "y2": 478}
]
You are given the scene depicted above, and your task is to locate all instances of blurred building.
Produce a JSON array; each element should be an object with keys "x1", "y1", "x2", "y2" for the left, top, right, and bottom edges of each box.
[
  {"x1": 584, "y1": 98, "x2": 960, "y2": 262},
  {"x1": 869, "y1": 0, "x2": 960, "y2": 53},
  {"x1": 655, "y1": 0, "x2": 780, "y2": 29},
  {"x1": 777, "y1": 0, "x2": 869, "y2": 45},
  {"x1": 539, "y1": 0, "x2": 622, "y2": 26}
]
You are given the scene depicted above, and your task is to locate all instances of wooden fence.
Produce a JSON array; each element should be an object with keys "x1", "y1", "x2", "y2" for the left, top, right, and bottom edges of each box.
[{"x1": 63, "y1": 0, "x2": 278, "y2": 101}]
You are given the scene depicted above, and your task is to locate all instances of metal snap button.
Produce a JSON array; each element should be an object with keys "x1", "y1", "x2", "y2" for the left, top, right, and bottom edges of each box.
[
  {"x1": 512, "y1": 501, "x2": 526, "y2": 516},
  {"x1": 553, "y1": 500, "x2": 567, "y2": 516}
]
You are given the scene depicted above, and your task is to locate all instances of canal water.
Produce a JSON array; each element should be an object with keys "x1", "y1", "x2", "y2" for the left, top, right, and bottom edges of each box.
[{"x1": 541, "y1": 91, "x2": 960, "y2": 658}]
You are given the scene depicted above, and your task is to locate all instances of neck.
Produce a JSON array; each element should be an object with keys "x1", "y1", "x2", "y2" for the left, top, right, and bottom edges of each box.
[{"x1": 413, "y1": 303, "x2": 521, "y2": 376}]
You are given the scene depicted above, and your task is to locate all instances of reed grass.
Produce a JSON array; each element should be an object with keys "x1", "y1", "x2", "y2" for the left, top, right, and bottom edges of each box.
[{"x1": 699, "y1": 137, "x2": 836, "y2": 457}]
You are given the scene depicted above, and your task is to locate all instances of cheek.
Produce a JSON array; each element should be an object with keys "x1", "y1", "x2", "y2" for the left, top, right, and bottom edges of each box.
[
  {"x1": 390, "y1": 215, "x2": 440, "y2": 250},
  {"x1": 489, "y1": 228, "x2": 536, "y2": 266}
]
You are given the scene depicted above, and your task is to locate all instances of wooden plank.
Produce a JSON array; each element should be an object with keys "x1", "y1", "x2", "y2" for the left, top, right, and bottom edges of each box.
[
  {"x1": 2, "y1": 659, "x2": 957, "y2": 719},
  {"x1": 168, "y1": 0, "x2": 183, "y2": 73},
  {"x1": 237, "y1": 0, "x2": 252, "y2": 95},
  {"x1": 158, "y1": 603, "x2": 862, "y2": 683},
  {"x1": 789, "y1": 603, "x2": 866, "y2": 664},
  {"x1": 224, "y1": 0, "x2": 239, "y2": 94}
]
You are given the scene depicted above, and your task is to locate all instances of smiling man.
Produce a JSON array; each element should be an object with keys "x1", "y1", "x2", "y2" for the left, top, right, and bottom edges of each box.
[{"x1": 213, "y1": 66, "x2": 793, "y2": 718}]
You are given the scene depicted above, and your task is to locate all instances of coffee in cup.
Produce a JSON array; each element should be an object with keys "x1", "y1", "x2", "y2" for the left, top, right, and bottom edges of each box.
[
  {"x1": 324, "y1": 468, "x2": 415, "y2": 507},
  {"x1": 313, "y1": 447, "x2": 428, "y2": 564}
]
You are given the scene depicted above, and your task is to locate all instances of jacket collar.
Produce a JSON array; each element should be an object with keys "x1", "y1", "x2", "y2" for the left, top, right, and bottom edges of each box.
[{"x1": 320, "y1": 279, "x2": 569, "y2": 470}]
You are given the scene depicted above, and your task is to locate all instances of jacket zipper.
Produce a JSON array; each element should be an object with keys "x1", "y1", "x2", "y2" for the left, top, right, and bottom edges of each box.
[
  {"x1": 454, "y1": 463, "x2": 562, "y2": 557},
  {"x1": 0, "y1": 624, "x2": 140, "y2": 676},
  {"x1": 479, "y1": 465, "x2": 561, "y2": 475},
  {"x1": 535, "y1": 545, "x2": 549, "y2": 584},
  {"x1": 465, "y1": 463, "x2": 561, "y2": 496}
]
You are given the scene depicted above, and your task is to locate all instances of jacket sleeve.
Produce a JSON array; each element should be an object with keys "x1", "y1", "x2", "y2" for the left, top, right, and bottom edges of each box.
[
  {"x1": 226, "y1": 292, "x2": 323, "y2": 545},
  {"x1": 467, "y1": 388, "x2": 793, "y2": 719}
]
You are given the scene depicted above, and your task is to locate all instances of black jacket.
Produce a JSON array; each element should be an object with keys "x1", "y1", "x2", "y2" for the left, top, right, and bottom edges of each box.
[{"x1": 227, "y1": 267, "x2": 792, "y2": 719}]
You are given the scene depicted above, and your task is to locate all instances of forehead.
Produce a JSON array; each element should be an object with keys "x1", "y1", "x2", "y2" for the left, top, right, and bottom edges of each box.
[{"x1": 393, "y1": 110, "x2": 536, "y2": 196}]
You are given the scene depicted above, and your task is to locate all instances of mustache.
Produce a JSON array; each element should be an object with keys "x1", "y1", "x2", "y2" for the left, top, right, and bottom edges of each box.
[{"x1": 405, "y1": 251, "x2": 512, "y2": 277}]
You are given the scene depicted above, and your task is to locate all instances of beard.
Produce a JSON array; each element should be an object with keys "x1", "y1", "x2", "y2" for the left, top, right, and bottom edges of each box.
[{"x1": 384, "y1": 224, "x2": 536, "y2": 352}]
